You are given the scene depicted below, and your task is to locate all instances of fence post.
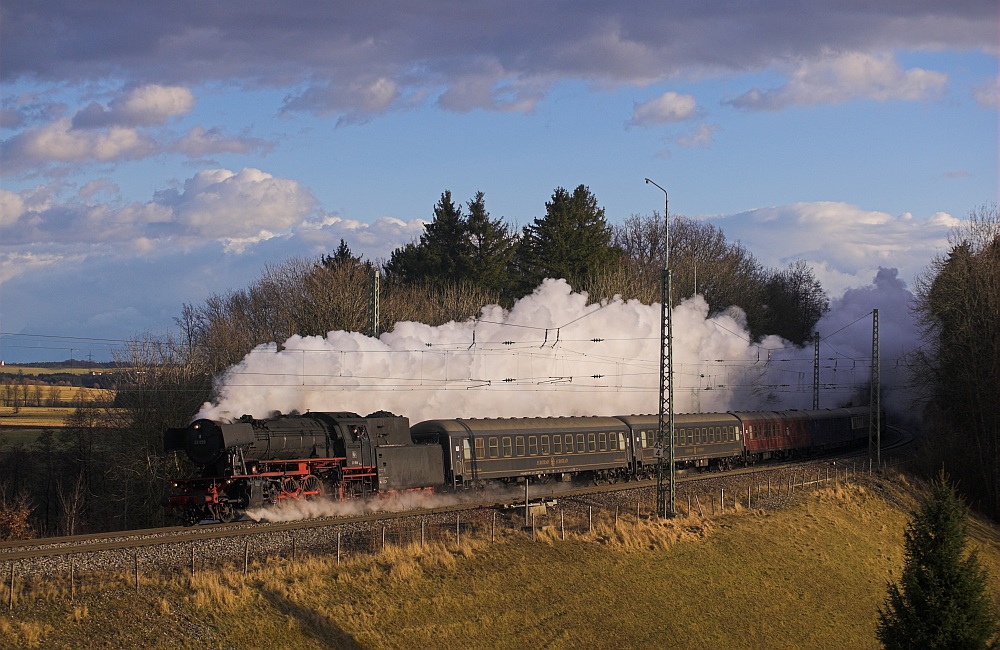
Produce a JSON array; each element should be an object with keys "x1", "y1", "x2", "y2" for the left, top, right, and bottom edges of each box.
[
  {"x1": 71, "y1": 559, "x2": 76, "y2": 601},
  {"x1": 721, "y1": 489, "x2": 725, "y2": 515},
  {"x1": 134, "y1": 551, "x2": 139, "y2": 592},
  {"x1": 492, "y1": 511, "x2": 496, "y2": 543},
  {"x1": 243, "y1": 541, "x2": 249, "y2": 576},
  {"x1": 456, "y1": 514, "x2": 461, "y2": 546},
  {"x1": 337, "y1": 531, "x2": 341, "y2": 565},
  {"x1": 8, "y1": 562, "x2": 13, "y2": 611},
  {"x1": 421, "y1": 518, "x2": 425, "y2": 547},
  {"x1": 560, "y1": 510, "x2": 565, "y2": 541},
  {"x1": 589, "y1": 506, "x2": 593, "y2": 534}
]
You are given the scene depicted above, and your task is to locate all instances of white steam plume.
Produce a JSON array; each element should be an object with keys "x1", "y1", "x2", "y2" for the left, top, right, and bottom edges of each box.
[{"x1": 197, "y1": 277, "x2": 915, "y2": 423}]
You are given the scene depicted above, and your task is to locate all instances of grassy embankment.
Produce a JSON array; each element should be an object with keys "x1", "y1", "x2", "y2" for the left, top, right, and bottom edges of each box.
[{"x1": 2, "y1": 474, "x2": 999, "y2": 649}]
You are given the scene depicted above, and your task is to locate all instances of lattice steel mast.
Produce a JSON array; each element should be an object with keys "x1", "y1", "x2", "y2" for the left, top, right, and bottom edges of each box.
[
  {"x1": 869, "y1": 308, "x2": 881, "y2": 466},
  {"x1": 645, "y1": 178, "x2": 675, "y2": 517}
]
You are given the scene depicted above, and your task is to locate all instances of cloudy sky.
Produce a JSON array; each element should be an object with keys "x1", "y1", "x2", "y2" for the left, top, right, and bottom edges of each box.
[{"x1": 1, "y1": 1, "x2": 997, "y2": 364}]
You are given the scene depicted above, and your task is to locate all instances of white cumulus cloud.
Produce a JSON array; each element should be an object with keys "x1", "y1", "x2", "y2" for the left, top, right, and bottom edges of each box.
[
  {"x1": 630, "y1": 92, "x2": 698, "y2": 126},
  {"x1": 727, "y1": 51, "x2": 948, "y2": 110}
]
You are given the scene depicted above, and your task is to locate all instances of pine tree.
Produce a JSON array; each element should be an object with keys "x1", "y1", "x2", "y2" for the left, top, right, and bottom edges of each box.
[
  {"x1": 385, "y1": 190, "x2": 473, "y2": 284},
  {"x1": 465, "y1": 191, "x2": 517, "y2": 298},
  {"x1": 514, "y1": 184, "x2": 617, "y2": 292},
  {"x1": 877, "y1": 472, "x2": 997, "y2": 649}
]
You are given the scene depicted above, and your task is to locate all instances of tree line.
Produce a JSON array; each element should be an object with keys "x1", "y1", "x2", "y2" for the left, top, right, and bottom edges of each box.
[
  {"x1": 179, "y1": 185, "x2": 830, "y2": 377},
  {"x1": 911, "y1": 203, "x2": 1000, "y2": 520}
]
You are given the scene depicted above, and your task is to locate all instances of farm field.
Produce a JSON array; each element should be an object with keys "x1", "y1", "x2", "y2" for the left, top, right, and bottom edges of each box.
[
  {"x1": 2, "y1": 476, "x2": 998, "y2": 649},
  {"x1": 0, "y1": 387, "x2": 115, "y2": 448}
]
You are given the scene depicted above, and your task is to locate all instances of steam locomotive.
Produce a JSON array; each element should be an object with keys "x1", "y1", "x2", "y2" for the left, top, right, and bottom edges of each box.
[{"x1": 163, "y1": 406, "x2": 870, "y2": 524}]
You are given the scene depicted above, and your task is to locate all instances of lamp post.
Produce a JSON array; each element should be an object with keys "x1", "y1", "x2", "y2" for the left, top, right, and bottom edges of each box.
[{"x1": 644, "y1": 178, "x2": 675, "y2": 517}]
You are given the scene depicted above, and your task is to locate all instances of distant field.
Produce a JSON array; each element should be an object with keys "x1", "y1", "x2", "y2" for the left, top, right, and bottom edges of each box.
[
  {"x1": 0, "y1": 365, "x2": 108, "y2": 376},
  {"x1": 0, "y1": 406, "x2": 81, "y2": 427},
  {"x1": 0, "y1": 427, "x2": 50, "y2": 448},
  {"x1": 0, "y1": 385, "x2": 113, "y2": 405}
]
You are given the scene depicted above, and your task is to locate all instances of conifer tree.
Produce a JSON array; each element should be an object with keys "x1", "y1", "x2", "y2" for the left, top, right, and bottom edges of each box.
[
  {"x1": 384, "y1": 190, "x2": 472, "y2": 284},
  {"x1": 465, "y1": 191, "x2": 517, "y2": 298},
  {"x1": 877, "y1": 472, "x2": 997, "y2": 649},
  {"x1": 514, "y1": 184, "x2": 617, "y2": 292}
]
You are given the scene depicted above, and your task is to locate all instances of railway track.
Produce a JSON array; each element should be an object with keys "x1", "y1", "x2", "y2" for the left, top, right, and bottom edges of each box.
[{"x1": 2, "y1": 435, "x2": 907, "y2": 567}]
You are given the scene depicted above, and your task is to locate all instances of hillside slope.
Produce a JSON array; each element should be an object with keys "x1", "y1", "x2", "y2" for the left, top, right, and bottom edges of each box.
[{"x1": 2, "y1": 475, "x2": 998, "y2": 649}]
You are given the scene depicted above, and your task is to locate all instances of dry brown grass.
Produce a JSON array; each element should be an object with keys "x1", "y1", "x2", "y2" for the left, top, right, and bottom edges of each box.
[{"x1": 1, "y1": 475, "x2": 998, "y2": 650}]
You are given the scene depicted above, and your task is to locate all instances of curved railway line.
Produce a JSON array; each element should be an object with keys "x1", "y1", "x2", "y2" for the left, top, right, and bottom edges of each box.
[{"x1": 1, "y1": 426, "x2": 910, "y2": 573}]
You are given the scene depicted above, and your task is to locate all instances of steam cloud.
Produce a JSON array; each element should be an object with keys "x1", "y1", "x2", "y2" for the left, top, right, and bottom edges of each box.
[{"x1": 198, "y1": 274, "x2": 919, "y2": 424}]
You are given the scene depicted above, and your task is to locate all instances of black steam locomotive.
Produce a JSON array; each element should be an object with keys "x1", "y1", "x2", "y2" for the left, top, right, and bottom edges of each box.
[{"x1": 163, "y1": 406, "x2": 870, "y2": 524}]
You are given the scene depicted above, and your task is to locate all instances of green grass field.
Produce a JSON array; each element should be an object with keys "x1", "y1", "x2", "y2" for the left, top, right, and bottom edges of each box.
[{"x1": 2, "y1": 475, "x2": 998, "y2": 649}]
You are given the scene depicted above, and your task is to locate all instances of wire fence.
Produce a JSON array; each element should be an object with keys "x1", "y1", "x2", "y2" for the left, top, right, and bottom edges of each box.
[{"x1": 4, "y1": 457, "x2": 905, "y2": 611}]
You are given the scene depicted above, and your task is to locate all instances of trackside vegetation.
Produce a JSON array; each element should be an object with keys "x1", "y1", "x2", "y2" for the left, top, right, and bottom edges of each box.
[
  {"x1": 1, "y1": 475, "x2": 998, "y2": 649},
  {"x1": 877, "y1": 472, "x2": 997, "y2": 649}
]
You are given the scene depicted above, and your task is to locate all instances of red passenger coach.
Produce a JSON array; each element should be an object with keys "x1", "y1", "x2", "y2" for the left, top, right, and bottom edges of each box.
[{"x1": 733, "y1": 410, "x2": 811, "y2": 461}]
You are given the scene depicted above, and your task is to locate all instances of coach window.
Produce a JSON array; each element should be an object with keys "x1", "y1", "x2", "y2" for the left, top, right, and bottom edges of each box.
[
  {"x1": 502, "y1": 437, "x2": 512, "y2": 458},
  {"x1": 599, "y1": 432, "x2": 607, "y2": 452},
  {"x1": 577, "y1": 434, "x2": 586, "y2": 453},
  {"x1": 554, "y1": 435, "x2": 563, "y2": 454},
  {"x1": 489, "y1": 437, "x2": 499, "y2": 459},
  {"x1": 541, "y1": 435, "x2": 550, "y2": 455},
  {"x1": 609, "y1": 432, "x2": 617, "y2": 450},
  {"x1": 528, "y1": 436, "x2": 538, "y2": 456},
  {"x1": 474, "y1": 437, "x2": 485, "y2": 459},
  {"x1": 586, "y1": 433, "x2": 595, "y2": 452},
  {"x1": 516, "y1": 436, "x2": 526, "y2": 457},
  {"x1": 619, "y1": 433, "x2": 627, "y2": 450}
]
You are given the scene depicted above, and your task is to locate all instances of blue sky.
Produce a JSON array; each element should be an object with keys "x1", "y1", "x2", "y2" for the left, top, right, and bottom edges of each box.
[{"x1": 1, "y1": 1, "x2": 997, "y2": 364}]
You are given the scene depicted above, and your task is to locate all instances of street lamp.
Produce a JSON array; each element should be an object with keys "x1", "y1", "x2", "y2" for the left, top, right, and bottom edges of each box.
[{"x1": 644, "y1": 178, "x2": 675, "y2": 517}]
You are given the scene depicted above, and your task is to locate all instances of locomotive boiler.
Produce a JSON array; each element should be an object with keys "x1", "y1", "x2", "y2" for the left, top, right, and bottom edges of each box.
[{"x1": 163, "y1": 411, "x2": 444, "y2": 524}]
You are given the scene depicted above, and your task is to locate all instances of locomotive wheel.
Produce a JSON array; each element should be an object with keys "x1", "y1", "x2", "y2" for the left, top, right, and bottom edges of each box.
[
  {"x1": 217, "y1": 502, "x2": 236, "y2": 523},
  {"x1": 301, "y1": 474, "x2": 323, "y2": 500},
  {"x1": 281, "y1": 476, "x2": 301, "y2": 497}
]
